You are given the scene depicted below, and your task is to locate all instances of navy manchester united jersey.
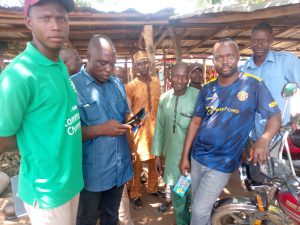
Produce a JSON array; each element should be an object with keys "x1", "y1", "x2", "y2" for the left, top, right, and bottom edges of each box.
[{"x1": 192, "y1": 73, "x2": 280, "y2": 173}]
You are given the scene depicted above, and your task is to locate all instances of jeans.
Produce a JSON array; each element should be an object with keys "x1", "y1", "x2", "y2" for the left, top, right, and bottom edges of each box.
[
  {"x1": 76, "y1": 185, "x2": 124, "y2": 225},
  {"x1": 190, "y1": 158, "x2": 231, "y2": 225}
]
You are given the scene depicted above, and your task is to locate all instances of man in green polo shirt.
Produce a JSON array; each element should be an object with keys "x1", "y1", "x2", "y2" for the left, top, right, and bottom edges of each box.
[{"x1": 0, "y1": 0, "x2": 83, "y2": 224}]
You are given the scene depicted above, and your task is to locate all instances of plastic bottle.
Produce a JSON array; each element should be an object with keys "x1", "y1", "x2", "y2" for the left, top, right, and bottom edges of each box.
[{"x1": 173, "y1": 173, "x2": 191, "y2": 197}]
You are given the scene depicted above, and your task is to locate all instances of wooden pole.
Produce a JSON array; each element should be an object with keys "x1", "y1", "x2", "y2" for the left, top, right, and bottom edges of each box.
[
  {"x1": 168, "y1": 26, "x2": 182, "y2": 62},
  {"x1": 131, "y1": 54, "x2": 137, "y2": 79},
  {"x1": 163, "y1": 48, "x2": 167, "y2": 92},
  {"x1": 124, "y1": 57, "x2": 128, "y2": 82},
  {"x1": 143, "y1": 25, "x2": 156, "y2": 76}
]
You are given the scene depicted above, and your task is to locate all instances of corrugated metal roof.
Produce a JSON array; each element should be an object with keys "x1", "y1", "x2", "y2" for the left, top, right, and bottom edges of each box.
[{"x1": 0, "y1": 1, "x2": 299, "y2": 59}]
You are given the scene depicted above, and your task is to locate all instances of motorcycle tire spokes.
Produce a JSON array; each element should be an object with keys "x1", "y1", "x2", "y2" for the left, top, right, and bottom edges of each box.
[{"x1": 212, "y1": 207, "x2": 282, "y2": 225}]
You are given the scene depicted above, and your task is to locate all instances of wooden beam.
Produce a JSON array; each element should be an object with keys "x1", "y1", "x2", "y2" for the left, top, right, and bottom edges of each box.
[
  {"x1": 154, "y1": 29, "x2": 169, "y2": 49},
  {"x1": 183, "y1": 27, "x2": 227, "y2": 54},
  {"x1": 163, "y1": 48, "x2": 167, "y2": 91},
  {"x1": 73, "y1": 39, "x2": 136, "y2": 45},
  {"x1": 0, "y1": 19, "x2": 169, "y2": 26},
  {"x1": 272, "y1": 41, "x2": 300, "y2": 51},
  {"x1": 0, "y1": 27, "x2": 143, "y2": 35},
  {"x1": 143, "y1": 25, "x2": 156, "y2": 76},
  {"x1": 168, "y1": 26, "x2": 182, "y2": 62},
  {"x1": 178, "y1": 27, "x2": 187, "y2": 41},
  {"x1": 232, "y1": 36, "x2": 300, "y2": 43},
  {"x1": 4, "y1": 33, "x2": 300, "y2": 47},
  {"x1": 70, "y1": 20, "x2": 168, "y2": 26},
  {"x1": 203, "y1": 58, "x2": 207, "y2": 83},
  {"x1": 153, "y1": 26, "x2": 164, "y2": 40}
]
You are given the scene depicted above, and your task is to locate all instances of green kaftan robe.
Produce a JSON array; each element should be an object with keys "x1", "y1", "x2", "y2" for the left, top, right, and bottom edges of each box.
[{"x1": 151, "y1": 87, "x2": 199, "y2": 186}]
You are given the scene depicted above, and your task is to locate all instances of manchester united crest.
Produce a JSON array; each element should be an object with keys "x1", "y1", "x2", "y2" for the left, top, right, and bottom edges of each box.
[{"x1": 237, "y1": 91, "x2": 248, "y2": 101}]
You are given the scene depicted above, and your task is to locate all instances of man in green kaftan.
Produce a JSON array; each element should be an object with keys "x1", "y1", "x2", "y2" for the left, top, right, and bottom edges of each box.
[{"x1": 152, "y1": 62, "x2": 199, "y2": 225}]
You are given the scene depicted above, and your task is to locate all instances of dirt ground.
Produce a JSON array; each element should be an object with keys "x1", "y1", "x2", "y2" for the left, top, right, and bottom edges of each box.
[{"x1": 0, "y1": 170, "x2": 252, "y2": 225}]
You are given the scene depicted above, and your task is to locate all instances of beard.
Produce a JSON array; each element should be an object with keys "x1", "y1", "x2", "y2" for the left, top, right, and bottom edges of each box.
[{"x1": 216, "y1": 65, "x2": 238, "y2": 78}]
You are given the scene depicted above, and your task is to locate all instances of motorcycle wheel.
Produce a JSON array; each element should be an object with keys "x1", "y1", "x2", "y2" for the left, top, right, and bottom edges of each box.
[{"x1": 212, "y1": 197, "x2": 282, "y2": 225}]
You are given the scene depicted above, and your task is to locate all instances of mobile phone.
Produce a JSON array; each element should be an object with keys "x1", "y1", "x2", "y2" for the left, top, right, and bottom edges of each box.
[{"x1": 126, "y1": 108, "x2": 146, "y2": 127}]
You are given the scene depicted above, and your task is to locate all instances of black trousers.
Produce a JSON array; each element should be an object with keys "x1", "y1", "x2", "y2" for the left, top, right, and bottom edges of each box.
[{"x1": 76, "y1": 185, "x2": 124, "y2": 225}]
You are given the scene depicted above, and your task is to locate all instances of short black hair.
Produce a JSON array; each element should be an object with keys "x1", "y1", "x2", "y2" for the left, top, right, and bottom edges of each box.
[
  {"x1": 252, "y1": 21, "x2": 273, "y2": 34},
  {"x1": 171, "y1": 62, "x2": 190, "y2": 76}
]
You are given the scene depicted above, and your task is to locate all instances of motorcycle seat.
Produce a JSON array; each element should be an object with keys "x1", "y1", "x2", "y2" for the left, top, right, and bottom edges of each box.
[{"x1": 291, "y1": 130, "x2": 300, "y2": 148}]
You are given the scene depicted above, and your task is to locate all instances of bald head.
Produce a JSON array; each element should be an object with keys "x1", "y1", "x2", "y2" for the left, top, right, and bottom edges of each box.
[
  {"x1": 86, "y1": 34, "x2": 117, "y2": 83},
  {"x1": 213, "y1": 38, "x2": 240, "y2": 58},
  {"x1": 60, "y1": 47, "x2": 82, "y2": 75},
  {"x1": 88, "y1": 34, "x2": 116, "y2": 56}
]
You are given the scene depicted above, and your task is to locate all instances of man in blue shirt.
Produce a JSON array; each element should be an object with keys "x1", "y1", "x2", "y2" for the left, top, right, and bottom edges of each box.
[
  {"x1": 71, "y1": 34, "x2": 133, "y2": 225},
  {"x1": 242, "y1": 21, "x2": 300, "y2": 139},
  {"x1": 180, "y1": 38, "x2": 281, "y2": 225}
]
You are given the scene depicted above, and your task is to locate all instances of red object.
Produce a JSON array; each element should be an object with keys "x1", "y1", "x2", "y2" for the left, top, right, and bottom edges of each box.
[
  {"x1": 288, "y1": 136, "x2": 300, "y2": 160},
  {"x1": 277, "y1": 189, "x2": 300, "y2": 224},
  {"x1": 23, "y1": 0, "x2": 74, "y2": 16},
  {"x1": 283, "y1": 135, "x2": 300, "y2": 160}
]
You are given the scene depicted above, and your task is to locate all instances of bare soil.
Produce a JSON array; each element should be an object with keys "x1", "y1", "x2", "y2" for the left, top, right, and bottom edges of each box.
[{"x1": 0, "y1": 170, "x2": 253, "y2": 225}]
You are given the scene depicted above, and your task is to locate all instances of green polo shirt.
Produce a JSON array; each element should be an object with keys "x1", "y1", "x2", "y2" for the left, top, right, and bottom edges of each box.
[{"x1": 0, "y1": 43, "x2": 83, "y2": 209}]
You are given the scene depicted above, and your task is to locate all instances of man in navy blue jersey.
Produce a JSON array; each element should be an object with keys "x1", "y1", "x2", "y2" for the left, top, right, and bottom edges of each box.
[{"x1": 179, "y1": 38, "x2": 281, "y2": 225}]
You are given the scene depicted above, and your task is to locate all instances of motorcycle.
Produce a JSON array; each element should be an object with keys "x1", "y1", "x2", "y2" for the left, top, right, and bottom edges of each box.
[{"x1": 212, "y1": 83, "x2": 300, "y2": 225}]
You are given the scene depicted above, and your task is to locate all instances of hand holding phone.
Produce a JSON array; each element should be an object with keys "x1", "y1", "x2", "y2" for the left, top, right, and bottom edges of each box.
[{"x1": 126, "y1": 108, "x2": 146, "y2": 127}]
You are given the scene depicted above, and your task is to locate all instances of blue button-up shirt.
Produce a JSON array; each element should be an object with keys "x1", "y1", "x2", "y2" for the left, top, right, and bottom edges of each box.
[
  {"x1": 71, "y1": 67, "x2": 133, "y2": 192},
  {"x1": 242, "y1": 50, "x2": 300, "y2": 139}
]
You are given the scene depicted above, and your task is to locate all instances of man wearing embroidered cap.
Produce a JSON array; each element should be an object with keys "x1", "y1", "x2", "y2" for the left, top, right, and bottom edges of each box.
[
  {"x1": 126, "y1": 50, "x2": 161, "y2": 209},
  {"x1": 0, "y1": 0, "x2": 83, "y2": 225}
]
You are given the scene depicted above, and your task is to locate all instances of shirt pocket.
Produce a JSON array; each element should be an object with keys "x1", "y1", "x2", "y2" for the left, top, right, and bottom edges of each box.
[
  {"x1": 178, "y1": 112, "x2": 193, "y2": 130},
  {"x1": 78, "y1": 101, "x2": 101, "y2": 122}
]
